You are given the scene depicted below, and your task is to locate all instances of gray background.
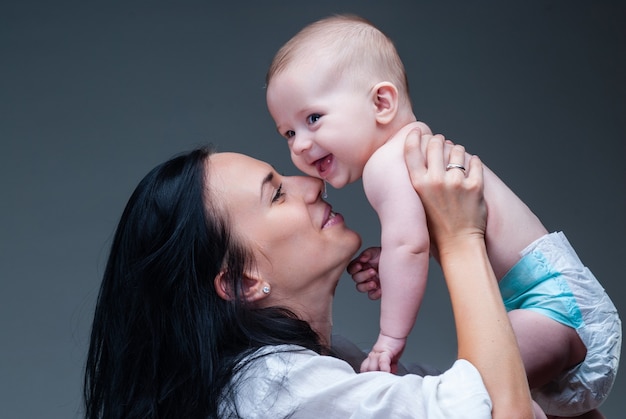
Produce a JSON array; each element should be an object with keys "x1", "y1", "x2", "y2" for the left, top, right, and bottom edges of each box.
[{"x1": 1, "y1": 1, "x2": 624, "y2": 417}]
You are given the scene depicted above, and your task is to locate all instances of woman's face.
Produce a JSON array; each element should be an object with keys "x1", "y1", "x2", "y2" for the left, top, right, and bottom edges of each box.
[{"x1": 207, "y1": 152, "x2": 361, "y2": 302}]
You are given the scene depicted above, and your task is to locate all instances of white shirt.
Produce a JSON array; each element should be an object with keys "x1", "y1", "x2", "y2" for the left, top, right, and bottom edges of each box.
[{"x1": 220, "y1": 345, "x2": 492, "y2": 418}]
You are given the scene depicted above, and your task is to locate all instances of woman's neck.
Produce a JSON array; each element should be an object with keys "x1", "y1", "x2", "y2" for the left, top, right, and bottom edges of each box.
[
  {"x1": 288, "y1": 290, "x2": 334, "y2": 350},
  {"x1": 287, "y1": 273, "x2": 339, "y2": 351},
  {"x1": 307, "y1": 306, "x2": 333, "y2": 350}
]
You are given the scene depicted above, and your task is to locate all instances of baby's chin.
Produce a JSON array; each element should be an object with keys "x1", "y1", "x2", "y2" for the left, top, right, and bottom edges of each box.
[
  {"x1": 295, "y1": 164, "x2": 351, "y2": 189},
  {"x1": 325, "y1": 176, "x2": 352, "y2": 190}
]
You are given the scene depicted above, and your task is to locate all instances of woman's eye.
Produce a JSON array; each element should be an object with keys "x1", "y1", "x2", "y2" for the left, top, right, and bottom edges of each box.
[
  {"x1": 284, "y1": 130, "x2": 295, "y2": 139},
  {"x1": 307, "y1": 113, "x2": 321, "y2": 124},
  {"x1": 272, "y1": 184, "x2": 284, "y2": 203}
]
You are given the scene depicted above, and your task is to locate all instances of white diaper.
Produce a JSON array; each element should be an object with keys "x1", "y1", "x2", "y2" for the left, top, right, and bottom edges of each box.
[{"x1": 500, "y1": 232, "x2": 621, "y2": 416}]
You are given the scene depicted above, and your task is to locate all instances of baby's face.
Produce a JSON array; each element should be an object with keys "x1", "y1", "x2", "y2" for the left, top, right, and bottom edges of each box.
[{"x1": 266, "y1": 64, "x2": 382, "y2": 189}]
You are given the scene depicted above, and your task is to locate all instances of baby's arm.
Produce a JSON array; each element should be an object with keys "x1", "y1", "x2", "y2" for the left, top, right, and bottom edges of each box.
[{"x1": 360, "y1": 139, "x2": 430, "y2": 373}]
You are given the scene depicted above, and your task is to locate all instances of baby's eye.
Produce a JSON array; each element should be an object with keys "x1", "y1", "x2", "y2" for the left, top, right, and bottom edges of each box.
[
  {"x1": 284, "y1": 130, "x2": 295, "y2": 139},
  {"x1": 307, "y1": 113, "x2": 321, "y2": 125},
  {"x1": 272, "y1": 183, "x2": 285, "y2": 203}
]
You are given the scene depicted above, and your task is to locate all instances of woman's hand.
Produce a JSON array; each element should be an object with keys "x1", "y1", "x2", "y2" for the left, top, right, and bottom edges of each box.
[{"x1": 403, "y1": 130, "x2": 486, "y2": 254}]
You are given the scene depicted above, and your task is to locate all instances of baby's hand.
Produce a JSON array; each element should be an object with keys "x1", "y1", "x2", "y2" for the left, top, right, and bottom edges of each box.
[
  {"x1": 360, "y1": 333, "x2": 407, "y2": 373},
  {"x1": 347, "y1": 247, "x2": 381, "y2": 300}
]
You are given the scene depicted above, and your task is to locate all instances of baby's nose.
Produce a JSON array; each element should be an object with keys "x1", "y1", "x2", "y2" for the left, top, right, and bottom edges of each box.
[{"x1": 291, "y1": 133, "x2": 312, "y2": 155}]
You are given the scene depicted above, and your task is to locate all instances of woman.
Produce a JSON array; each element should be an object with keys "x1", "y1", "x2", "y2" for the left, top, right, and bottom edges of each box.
[{"x1": 84, "y1": 130, "x2": 536, "y2": 418}]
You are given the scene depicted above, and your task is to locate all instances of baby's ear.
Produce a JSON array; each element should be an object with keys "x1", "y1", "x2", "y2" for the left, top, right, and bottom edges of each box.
[
  {"x1": 214, "y1": 269, "x2": 271, "y2": 303},
  {"x1": 372, "y1": 82, "x2": 399, "y2": 125}
]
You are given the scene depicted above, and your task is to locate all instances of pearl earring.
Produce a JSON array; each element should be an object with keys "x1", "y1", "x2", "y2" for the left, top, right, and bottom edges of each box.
[{"x1": 262, "y1": 285, "x2": 271, "y2": 295}]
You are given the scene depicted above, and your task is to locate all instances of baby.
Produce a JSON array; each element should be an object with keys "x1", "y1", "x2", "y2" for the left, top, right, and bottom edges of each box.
[{"x1": 265, "y1": 14, "x2": 620, "y2": 417}]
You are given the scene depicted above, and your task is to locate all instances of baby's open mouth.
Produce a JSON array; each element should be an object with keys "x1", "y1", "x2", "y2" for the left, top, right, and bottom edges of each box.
[{"x1": 315, "y1": 154, "x2": 333, "y2": 177}]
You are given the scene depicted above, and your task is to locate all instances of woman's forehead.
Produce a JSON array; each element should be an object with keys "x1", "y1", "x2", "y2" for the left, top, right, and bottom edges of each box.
[
  {"x1": 210, "y1": 151, "x2": 260, "y2": 166},
  {"x1": 209, "y1": 152, "x2": 270, "y2": 177},
  {"x1": 207, "y1": 152, "x2": 275, "y2": 197}
]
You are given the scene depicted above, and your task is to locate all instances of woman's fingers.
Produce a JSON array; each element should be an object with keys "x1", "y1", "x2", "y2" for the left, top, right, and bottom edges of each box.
[
  {"x1": 404, "y1": 128, "x2": 427, "y2": 181},
  {"x1": 424, "y1": 134, "x2": 446, "y2": 174},
  {"x1": 467, "y1": 154, "x2": 484, "y2": 185},
  {"x1": 404, "y1": 129, "x2": 450, "y2": 190},
  {"x1": 404, "y1": 131, "x2": 487, "y2": 247},
  {"x1": 445, "y1": 144, "x2": 466, "y2": 175}
]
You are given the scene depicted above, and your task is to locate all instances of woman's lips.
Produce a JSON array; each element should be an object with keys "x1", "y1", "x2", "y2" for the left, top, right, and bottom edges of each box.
[{"x1": 322, "y1": 209, "x2": 344, "y2": 228}]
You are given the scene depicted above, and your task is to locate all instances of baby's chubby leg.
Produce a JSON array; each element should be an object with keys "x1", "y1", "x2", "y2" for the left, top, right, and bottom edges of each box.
[{"x1": 508, "y1": 309, "x2": 586, "y2": 389}]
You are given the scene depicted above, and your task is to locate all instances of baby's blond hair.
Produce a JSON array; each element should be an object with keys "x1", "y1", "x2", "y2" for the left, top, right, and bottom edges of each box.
[{"x1": 266, "y1": 15, "x2": 410, "y2": 102}]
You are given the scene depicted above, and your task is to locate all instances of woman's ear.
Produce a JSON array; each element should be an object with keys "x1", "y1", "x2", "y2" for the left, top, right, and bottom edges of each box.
[
  {"x1": 372, "y1": 82, "x2": 399, "y2": 126},
  {"x1": 214, "y1": 271, "x2": 233, "y2": 301},
  {"x1": 214, "y1": 270, "x2": 271, "y2": 303}
]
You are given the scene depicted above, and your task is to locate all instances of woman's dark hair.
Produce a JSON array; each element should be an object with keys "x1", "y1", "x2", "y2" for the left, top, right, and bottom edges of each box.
[{"x1": 84, "y1": 146, "x2": 322, "y2": 418}]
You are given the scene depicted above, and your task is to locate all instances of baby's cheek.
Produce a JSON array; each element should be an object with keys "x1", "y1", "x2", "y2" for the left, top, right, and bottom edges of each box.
[{"x1": 292, "y1": 156, "x2": 314, "y2": 176}]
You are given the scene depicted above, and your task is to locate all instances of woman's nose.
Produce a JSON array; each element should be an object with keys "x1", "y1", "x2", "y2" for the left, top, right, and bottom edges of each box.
[{"x1": 295, "y1": 176, "x2": 324, "y2": 203}]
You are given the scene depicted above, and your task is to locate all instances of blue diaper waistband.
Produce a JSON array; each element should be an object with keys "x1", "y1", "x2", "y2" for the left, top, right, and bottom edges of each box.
[{"x1": 499, "y1": 245, "x2": 583, "y2": 330}]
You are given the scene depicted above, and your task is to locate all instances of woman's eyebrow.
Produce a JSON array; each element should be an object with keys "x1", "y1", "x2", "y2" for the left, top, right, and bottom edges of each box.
[{"x1": 260, "y1": 172, "x2": 274, "y2": 202}]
